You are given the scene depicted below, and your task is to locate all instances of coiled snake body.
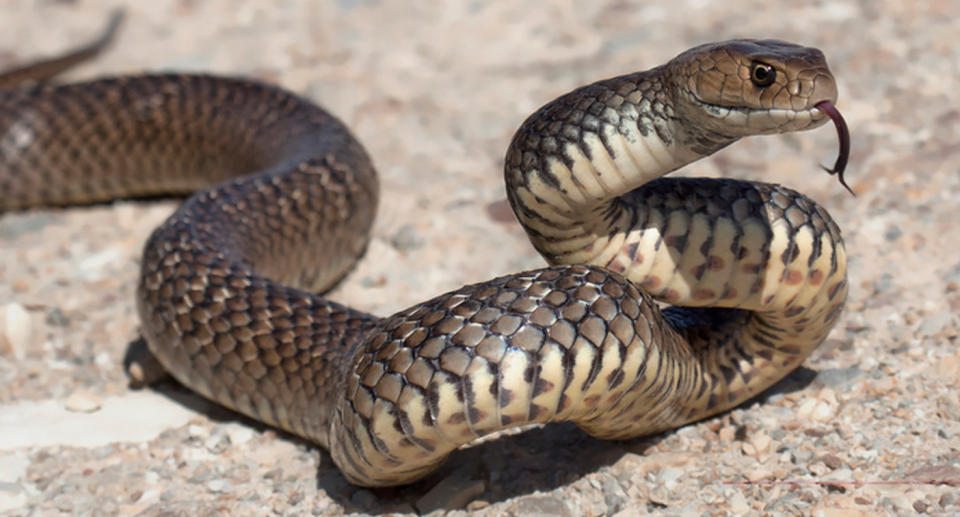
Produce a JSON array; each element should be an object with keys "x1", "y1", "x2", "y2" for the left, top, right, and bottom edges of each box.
[{"x1": 0, "y1": 33, "x2": 849, "y2": 486}]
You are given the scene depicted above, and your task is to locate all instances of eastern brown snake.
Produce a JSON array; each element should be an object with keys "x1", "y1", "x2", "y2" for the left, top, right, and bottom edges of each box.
[{"x1": 0, "y1": 15, "x2": 850, "y2": 486}]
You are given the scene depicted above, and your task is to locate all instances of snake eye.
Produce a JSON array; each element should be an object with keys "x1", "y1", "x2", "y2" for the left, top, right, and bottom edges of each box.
[{"x1": 750, "y1": 62, "x2": 776, "y2": 87}]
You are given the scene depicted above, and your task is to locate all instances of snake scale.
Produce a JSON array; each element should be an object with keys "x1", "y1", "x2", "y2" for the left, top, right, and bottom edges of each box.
[{"x1": 0, "y1": 17, "x2": 850, "y2": 487}]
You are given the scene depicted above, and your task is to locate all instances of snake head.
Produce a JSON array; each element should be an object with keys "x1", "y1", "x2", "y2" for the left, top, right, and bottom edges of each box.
[
  {"x1": 671, "y1": 39, "x2": 837, "y2": 135},
  {"x1": 669, "y1": 39, "x2": 851, "y2": 193}
]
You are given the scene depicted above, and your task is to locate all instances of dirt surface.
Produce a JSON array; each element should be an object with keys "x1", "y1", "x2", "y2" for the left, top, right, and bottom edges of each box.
[{"x1": 1, "y1": 0, "x2": 958, "y2": 515}]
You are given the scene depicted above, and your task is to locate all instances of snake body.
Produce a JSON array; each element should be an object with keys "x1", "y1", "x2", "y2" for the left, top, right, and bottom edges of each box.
[{"x1": 0, "y1": 35, "x2": 848, "y2": 486}]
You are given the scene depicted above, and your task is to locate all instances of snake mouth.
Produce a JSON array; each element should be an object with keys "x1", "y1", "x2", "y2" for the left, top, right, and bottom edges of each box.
[
  {"x1": 690, "y1": 94, "x2": 852, "y2": 196},
  {"x1": 814, "y1": 101, "x2": 853, "y2": 195},
  {"x1": 689, "y1": 94, "x2": 830, "y2": 133}
]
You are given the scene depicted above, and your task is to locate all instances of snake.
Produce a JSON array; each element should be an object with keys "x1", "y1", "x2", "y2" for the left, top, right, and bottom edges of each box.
[{"x1": 0, "y1": 15, "x2": 851, "y2": 487}]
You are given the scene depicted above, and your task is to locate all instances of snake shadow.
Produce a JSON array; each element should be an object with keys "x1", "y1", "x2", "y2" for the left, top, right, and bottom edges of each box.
[
  {"x1": 125, "y1": 337, "x2": 817, "y2": 514},
  {"x1": 326, "y1": 365, "x2": 818, "y2": 514}
]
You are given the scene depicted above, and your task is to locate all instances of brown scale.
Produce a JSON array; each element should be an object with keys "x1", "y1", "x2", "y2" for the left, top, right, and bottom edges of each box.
[{"x1": 1, "y1": 16, "x2": 850, "y2": 487}]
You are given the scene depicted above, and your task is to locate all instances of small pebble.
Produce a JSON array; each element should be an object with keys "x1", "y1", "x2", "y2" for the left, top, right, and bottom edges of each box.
[
  {"x1": 820, "y1": 454, "x2": 844, "y2": 469},
  {"x1": 718, "y1": 425, "x2": 736, "y2": 442},
  {"x1": 508, "y1": 495, "x2": 575, "y2": 517},
  {"x1": 205, "y1": 479, "x2": 228, "y2": 493},
  {"x1": 884, "y1": 224, "x2": 902, "y2": 241},
  {"x1": 940, "y1": 492, "x2": 958, "y2": 507},
  {"x1": 728, "y1": 491, "x2": 750, "y2": 514},
  {"x1": 415, "y1": 472, "x2": 485, "y2": 512},
  {"x1": 647, "y1": 487, "x2": 674, "y2": 508},
  {"x1": 188, "y1": 424, "x2": 210, "y2": 440},
  {"x1": 602, "y1": 476, "x2": 627, "y2": 513},
  {"x1": 389, "y1": 224, "x2": 423, "y2": 251},
  {"x1": 44, "y1": 307, "x2": 69, "y2": 327},
  {"x1": 222, "y1": 423, "x2": 256, "y2": 446},
  {"x1": 656, "y1": 467, "x2": 684, "y2": 487},
  {"x1": 935, "y1": 352, "x2": 960, "y2": 377},
  {"x1": 824, "y1": 468, "x2": 853, "y2": 482},
  {"x1": 465, "y1": 500, "x2": 490, "y2": 511},
  {"x1": 795, "y1": 398, "x2": 818, "y2": 419},
  {"x1": 64, "y1": 390, "x2": 103, "y2": 413},
  {"x1": 360, "y1": 275, "x2": 387, "y2": 288},
  {"x1": 746, "y1": 465, "x2": 774, "y2": 482},
  {"x1": 906, "y1": 464, "x2": 960, "y2": 485},
  {"x1": 205, "y1": 432, "x2": 231, "y2": 454},
  {"x1": 871, "y1": 273, "x2": 893, "y2": 294},
  {"x1": 808, "y1": 461, "x2": 830, "y2": 477},
  {"x1": 750, "y1": 433, "x2": 771, "y2": 456},
  {"x1": 815, "y1": 367, "x2": 863, "y2": 388},
  {"x1": 919, "y1": 311, "x2": 954, "y2": 337},
  {"x1": 812, "y1": 402, "x2": 836, "y2": 422}
]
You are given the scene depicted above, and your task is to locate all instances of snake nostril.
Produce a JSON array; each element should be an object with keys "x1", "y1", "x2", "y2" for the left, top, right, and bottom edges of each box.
[{"x1": 787, "y1": 80, "x2": 802, "y2": 97}]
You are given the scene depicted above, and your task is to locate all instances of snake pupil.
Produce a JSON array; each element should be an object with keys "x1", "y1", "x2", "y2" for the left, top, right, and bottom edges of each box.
[{"x1": 750, "y1": 62, "x2": 776, "y2": 87}]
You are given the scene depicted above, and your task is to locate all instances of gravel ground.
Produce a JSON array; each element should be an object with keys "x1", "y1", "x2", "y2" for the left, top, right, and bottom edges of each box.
[{"x1": 1, "y1": 0, "x2": 958, "y2": 515}]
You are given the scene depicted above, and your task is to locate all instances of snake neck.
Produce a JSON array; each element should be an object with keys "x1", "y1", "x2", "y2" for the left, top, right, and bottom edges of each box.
[
  {"x1": 504, "y1": 70, "x2": 848, "y2": 422},
  {"x1": 504, "y1": 69, "x2": 731, "y2": 265}
]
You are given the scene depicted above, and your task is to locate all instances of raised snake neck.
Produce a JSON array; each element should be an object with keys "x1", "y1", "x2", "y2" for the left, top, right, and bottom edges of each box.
[{"x1": 0, "y1": 28, "x2": 848, "y2": 486}]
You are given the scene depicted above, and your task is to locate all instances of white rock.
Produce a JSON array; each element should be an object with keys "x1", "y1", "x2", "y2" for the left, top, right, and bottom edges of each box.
[
  {"x1": 797, "y1": 398, "x2": 817, "y2": 420},
  {"x1": 0, "y1": 303, "x2": 32, "y2": 360},
  {"x1": 0, "y1": 391, "x2": 201, "y2": 449},
  {"x1": 0, "y1": 489, "x2": 26, "y2": 513},
  {"x1": 812, "y1": 401, "x2": 836, "y2": 422},
  {"x1": 205, "y1": 479, "x2": 228, "y2": 493},
  {"x1": 728, "y1": 490, "x2": 750, "y2": 514},
  {"x1": 0, "y1": 453, "x2": 29, "y2": 483},
  {"x1": 746, "y1": 464, "x2": 775, "y2": 483},
  {"x1": 77, "y1": 247, "x2": 125, "y2": 280},
  {"x1": 221, "y1": 422, "x2": 256, "y2": 446},
  {"x1": 64, "y1": 390, "x2": 103, "y2": 413},
  {"x1": 824, "y1": 467, "x2": 853, "y2": 482},
  {"x1": 187, "y1": 424, "x2": 210, "y2": 440},
  {"x1": 657, "y1": 467, "x2": 685, "y2": 488},
  {"x1": 751, "y1": 433, "x2": 772, "y2": 456}
]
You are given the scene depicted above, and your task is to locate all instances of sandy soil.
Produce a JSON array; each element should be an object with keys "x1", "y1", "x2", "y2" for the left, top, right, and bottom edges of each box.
[{"x1": 0, "y1": 0, "x2": 958, "y2": 515}]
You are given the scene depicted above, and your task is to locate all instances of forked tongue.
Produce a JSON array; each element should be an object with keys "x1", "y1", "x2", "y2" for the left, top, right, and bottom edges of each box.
[{"x1": 814, "y1": 101, "x2": 853, "y2": 195}]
